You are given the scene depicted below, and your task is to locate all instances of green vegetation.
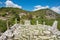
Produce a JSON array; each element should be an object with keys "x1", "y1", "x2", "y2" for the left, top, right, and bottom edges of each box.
[
  {"x1": 0, "y1": 7, "x2": 60, "y2": 32},
  {"x1": 0, "y1": 20, "x2": 7, "y2": 32}
]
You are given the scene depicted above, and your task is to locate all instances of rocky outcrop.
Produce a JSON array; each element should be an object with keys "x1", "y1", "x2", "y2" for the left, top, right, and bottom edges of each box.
[{"x1": 0, "y1": 20, "x2": 60, "y2": 40}]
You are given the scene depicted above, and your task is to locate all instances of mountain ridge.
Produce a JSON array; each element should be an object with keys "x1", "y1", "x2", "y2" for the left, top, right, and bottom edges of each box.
[{"x1": 0, "y1": 7, "x2": 60, "y2": 32}]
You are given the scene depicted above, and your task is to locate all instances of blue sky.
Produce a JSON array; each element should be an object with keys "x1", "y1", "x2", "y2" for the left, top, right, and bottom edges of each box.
[{"x1": 0, "y1": 0, "x2": 60, "y2": 13}]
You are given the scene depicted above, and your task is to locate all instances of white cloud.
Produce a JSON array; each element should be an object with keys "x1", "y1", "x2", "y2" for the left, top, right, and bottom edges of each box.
[
  {"x1": 51, "y1": 6, "x2": 60, "y2": 13},
  {"x1": 33, "y1": 5, "x2": 60, "y2": 13},
  {"x1": 33, "y1": 5, "x2": 49, "y2": 11},
  {"x1": 5, "y1": 0, "x2": 22, "y2": 8}
]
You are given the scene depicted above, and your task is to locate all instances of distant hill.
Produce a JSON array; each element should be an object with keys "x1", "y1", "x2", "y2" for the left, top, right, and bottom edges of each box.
[
  {"x1": 0, "y1": 7, "x2": 27, "y2": 19},
  {"x1": 31, "y1": 9, "x2": 60, "y2": 19},
  {"x1": 0, "y1": 7, "x2": 60, "y2": 32}
]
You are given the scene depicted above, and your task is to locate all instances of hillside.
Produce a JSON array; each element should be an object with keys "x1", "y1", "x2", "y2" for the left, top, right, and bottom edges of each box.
[
  {"x1": 30, "y1": 9, "x2": 60, "y2": 30},
  {"x1": 32, "y1": 9, "x2": 60, "y2": 19},
  {"x1": 0, "y1": 7, "x2": 60, "y2": 32},
  {"x1": 0, "y1": 7, "x2": 28, "y2": 32}
]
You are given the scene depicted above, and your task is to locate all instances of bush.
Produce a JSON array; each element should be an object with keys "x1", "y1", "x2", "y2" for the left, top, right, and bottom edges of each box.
[{"x1": 0, "y1": 20, "x2": 7, "y2": 32}]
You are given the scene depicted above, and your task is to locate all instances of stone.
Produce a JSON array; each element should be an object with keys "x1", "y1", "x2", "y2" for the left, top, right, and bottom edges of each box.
[
  {"x1": 24, "y1": 20, "x2": 30, "y2": 25},
  {"x1": 0, "y1": 20, "x2": 60, "y2": 40}
]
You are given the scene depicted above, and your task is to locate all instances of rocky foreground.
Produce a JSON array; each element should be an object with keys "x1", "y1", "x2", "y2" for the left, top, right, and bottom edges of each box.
[{"x1": 0, "y1": 21, "x2": 60, "y2": 40}]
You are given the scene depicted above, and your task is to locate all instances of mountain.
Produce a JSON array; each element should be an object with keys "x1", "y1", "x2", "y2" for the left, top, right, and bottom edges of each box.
[
  {"x1": 0, "y1": 7, "x2": 60, "y2": 32},
  {"x1": 0, "y1": 7, "x2": 28, "y2": 19},
  {"x1": 31, "y1": 9, "x2": 60, "y2": 19},
  {"x1": 30, "y1": 9, "x2": 60, "y2": 30},
  {"x1": 0, "y1": 7, "x2": 28, "y2": 32}
]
